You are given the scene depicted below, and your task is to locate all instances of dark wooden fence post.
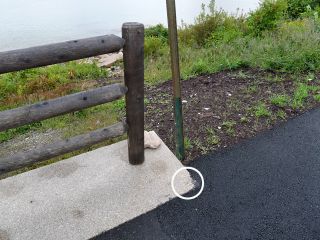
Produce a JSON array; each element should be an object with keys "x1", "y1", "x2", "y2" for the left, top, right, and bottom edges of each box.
[{"x1": 122, "y1": 22, "x2": 145, "y2": 165}]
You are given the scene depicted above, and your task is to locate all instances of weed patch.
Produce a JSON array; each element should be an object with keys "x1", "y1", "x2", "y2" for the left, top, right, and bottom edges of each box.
[
  {"x1": 270, "y1": 94, "x2": 291, "y2": 107},
  {"x1": 254, "y1": 103, "x2": 272, "y2": 118}
]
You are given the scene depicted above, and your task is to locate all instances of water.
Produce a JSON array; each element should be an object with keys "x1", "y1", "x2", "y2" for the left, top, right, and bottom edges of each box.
[{"x1": 0, "y1": 0, "x2": 259, "y2": 51}]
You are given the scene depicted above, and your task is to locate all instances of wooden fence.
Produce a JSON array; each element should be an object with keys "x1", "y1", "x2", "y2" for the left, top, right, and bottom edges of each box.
[{"x1": 0, "y1": 22, "x2": 145, "y2": 175}]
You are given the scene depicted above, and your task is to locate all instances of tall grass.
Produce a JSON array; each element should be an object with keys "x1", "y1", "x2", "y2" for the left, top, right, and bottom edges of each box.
[
  {"x1": 0, "y1": 62, "x2": 108, "y2": 103},
  {"x1": 144, "y1": 0, "x2": 320, "y2": 84}
]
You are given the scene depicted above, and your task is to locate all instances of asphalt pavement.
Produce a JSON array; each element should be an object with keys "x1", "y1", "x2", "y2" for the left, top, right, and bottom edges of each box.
[{"x1": 93, "y1": 108, "x2": 320, "y2": 240}]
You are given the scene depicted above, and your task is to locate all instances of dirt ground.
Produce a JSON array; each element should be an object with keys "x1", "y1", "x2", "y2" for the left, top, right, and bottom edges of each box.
[{"x1": 145, "y1": 68, "x2": 320, "y2": 163}]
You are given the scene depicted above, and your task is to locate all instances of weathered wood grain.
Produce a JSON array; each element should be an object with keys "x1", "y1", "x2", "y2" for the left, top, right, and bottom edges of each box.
[
  {"x1": 0, "y1": 84, "x2": 127, "y2": 132},
  {"x1": 0, "y1": 35, "x2": 125, "y2": 74},
  {"x1": 122, "y1": 23, "x2": 145, "y2": 165},
  {"x1": 0, "y1": 122, "x2": 127, "y2": 174}
]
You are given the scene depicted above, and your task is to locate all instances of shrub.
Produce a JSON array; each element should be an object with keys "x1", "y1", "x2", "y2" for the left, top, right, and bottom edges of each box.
[
  {"x1": 178, "y1": 3, "x2": 219, "y2": 46},
  {"x1": 206, "y1": 27, "x2": 244, "y2": 46},
  {"x1": 287, "y1": 0, "x2": 319, "y2": 19},
  {"x1": 145, "y1": 24, "x2": 168, "y2": 41},
  {"x1": 144, "y1": 24, "x2": 169, "y2": 57},
  {"x1": 144, "y1": 36, "x2": 167, "y2": 57},
  {"x1": 247, "y1": 0, "x2": 288, "y2": 35},
  {"x1": 145, "y1": 17, "x2": 320, "y2": 84},
  {"x1": 179, "y1": 0, "x2": 248, "y2": 47}
]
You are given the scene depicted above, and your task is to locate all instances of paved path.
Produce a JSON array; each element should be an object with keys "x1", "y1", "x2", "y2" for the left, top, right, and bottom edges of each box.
[
  {"x1": 0, "y1": 134, "x2": 193, "y2": 240},
  {"x1": 94, "y1": 109, "x2": 320, "y2": 240}
]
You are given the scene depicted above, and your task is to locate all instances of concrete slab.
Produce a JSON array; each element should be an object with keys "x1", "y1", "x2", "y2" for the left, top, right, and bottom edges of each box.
[{"x1": 0, "y1": 133, "x2": 194, "y2": 240}]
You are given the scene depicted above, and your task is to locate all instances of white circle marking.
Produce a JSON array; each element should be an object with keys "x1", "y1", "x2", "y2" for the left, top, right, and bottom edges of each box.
[{"x1": 171, "y1": 167, "x2": 204, "y2": 200}]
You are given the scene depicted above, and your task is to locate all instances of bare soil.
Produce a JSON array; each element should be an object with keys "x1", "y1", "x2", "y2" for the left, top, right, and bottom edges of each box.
[{"x1": 145, "y1": 68, "x2": 320, "y2": 163}]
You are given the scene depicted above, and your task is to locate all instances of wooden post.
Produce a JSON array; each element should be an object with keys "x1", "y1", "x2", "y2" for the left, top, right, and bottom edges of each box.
[
  {"x1": 122, "y1": 23, "x2": 145, "y2": 165},
  {"x1": 166, "y1": 0, "x2": 185, "y2": 160}
]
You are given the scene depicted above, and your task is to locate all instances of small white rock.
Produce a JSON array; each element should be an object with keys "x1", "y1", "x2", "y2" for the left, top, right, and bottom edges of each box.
[
  {"x1": 97, "y1": 52, "x2": 123, "y2": 68},
  {"x1": 144, "y1": 131, "x2": 162, "y2": 149}
]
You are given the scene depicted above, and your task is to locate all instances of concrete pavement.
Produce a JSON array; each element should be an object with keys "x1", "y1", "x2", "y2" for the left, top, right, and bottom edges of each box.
[{"x1": 0, "y1": 133, "x2": 194, "y2": 240}]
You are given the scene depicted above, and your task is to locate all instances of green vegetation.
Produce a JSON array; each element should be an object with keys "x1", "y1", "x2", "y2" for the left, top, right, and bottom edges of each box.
[
  {"x1": 247, "y1": 0, "x2": 288, "y2": 35},
  {"x1": 3, "y1": 0, "x2": 319, "y2": 98},
  {"x1": 0, "y1": 62, "x2": 108, "y2": 105},
  {"x1": 254, "y1": 103, "x2": 272, "y2": 118},
  {"x1": 2, "y1": 0, "x2": 320, "y2": 167},
  {"x1": 206, "y1": 127, "x2": 220, "y2": 145},
  {"x1": 270, "y1": 94, "x2": 291, "y2": 107},
  {"x1": 144, "y1": 0, "x2": 320, "y2": 84},
  {"x1": 276, "y1": 110, "x2": 287, "y2": 119},
  {"x1": 222, "y1": 121, "x2": 236, "y2": 135},
  {"x1": 314, "y1": 94, "x2": 320, "y2": 102},
  {"x1": 184, "y1": 137, "x2": 193, "y2": 150},
  {"x1": 287, "y1": 0, "x2": 320, "y2": 19},
  {"x1": 292, "y1": 83, "x2": 310, "y2": 109},
  {"x1": 0, "y1": 123, "x2": 42, "y2": 143},
  {"x1": 193, "y1": 138, "x2": 210, "y2": 155},
  {"x1": 0, "y1": 61, "x2": 114, "y2": 145},
  {"x1": 269, "y1": 83, "x2": 320, "y2": 110}
]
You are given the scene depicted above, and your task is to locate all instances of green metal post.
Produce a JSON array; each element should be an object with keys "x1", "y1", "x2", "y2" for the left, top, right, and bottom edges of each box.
[{"x1": 166, "y1": 0, "x2": 185, "y2": 160}]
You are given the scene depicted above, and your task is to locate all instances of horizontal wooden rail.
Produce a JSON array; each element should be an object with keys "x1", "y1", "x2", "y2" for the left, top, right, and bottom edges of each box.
[
  {"x1": 0, "y1": 122, "x2": 127, "y2": 174},
  {"x1": 0, "y1": 34, "x2": 125, "y2": 74},
  {"x1": 0, "y1": 84, "x2": 127, "y2": 132}
]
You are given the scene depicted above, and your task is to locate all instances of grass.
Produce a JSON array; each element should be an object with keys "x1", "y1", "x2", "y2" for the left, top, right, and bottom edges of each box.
[
  {"x1": 0, "y1": 98, "x2": 125, "y2": 179},
  {"x1": 233, "y1": 70, "x2": 250, "y2": 79},
  {"x1": 0, "y1": 97, "x2": 125, "y2": 143},
  {"x1": 246, "y1": 85, "x2": 258, "y2": 94},
  {"x1": 0, "y1": 61, "x2": 114, "y2": 144},
  {"x1": 292, "y1": 83, "x2": 310, "y2": 109},
  {"x1": 0, "y1": 62, "x2": 108, "y2": 104},
  {"x1": 184, "y1": 137, "x2": 193, "y2": 150},
  {"x1": 0, "y1": 123, "x2": 42, "y2": 143},
  {"x1": 145, "y1": 20, "x2": 320, "y2": 85},
  {"x1": 270, "y1": 94, "x2": 291, "y2": 107},
  {"x1": 193, "y1": 138, "x2": 210, "y2": 155},
  {"x1": 222, "y1": 121, "x2": 236, "y2": 135},
  {"x1": 276, "y1": 110, "x2": 287, "y2": 119},
  {"x1": 267, "y1": 75, "x2": 284, "y2": 83},
  {"x1": 314, "y1": 94, "x2": 320, "y2": 102},
  {"x1": 269, "y1": 83, "x2": 320, "y2": 110},
  {"x1": 206, "y1": 127, "x2": 220, "y2": 145},
  {"x1": 254, "y1": 103, "x2": 272, "y2": 118}
]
